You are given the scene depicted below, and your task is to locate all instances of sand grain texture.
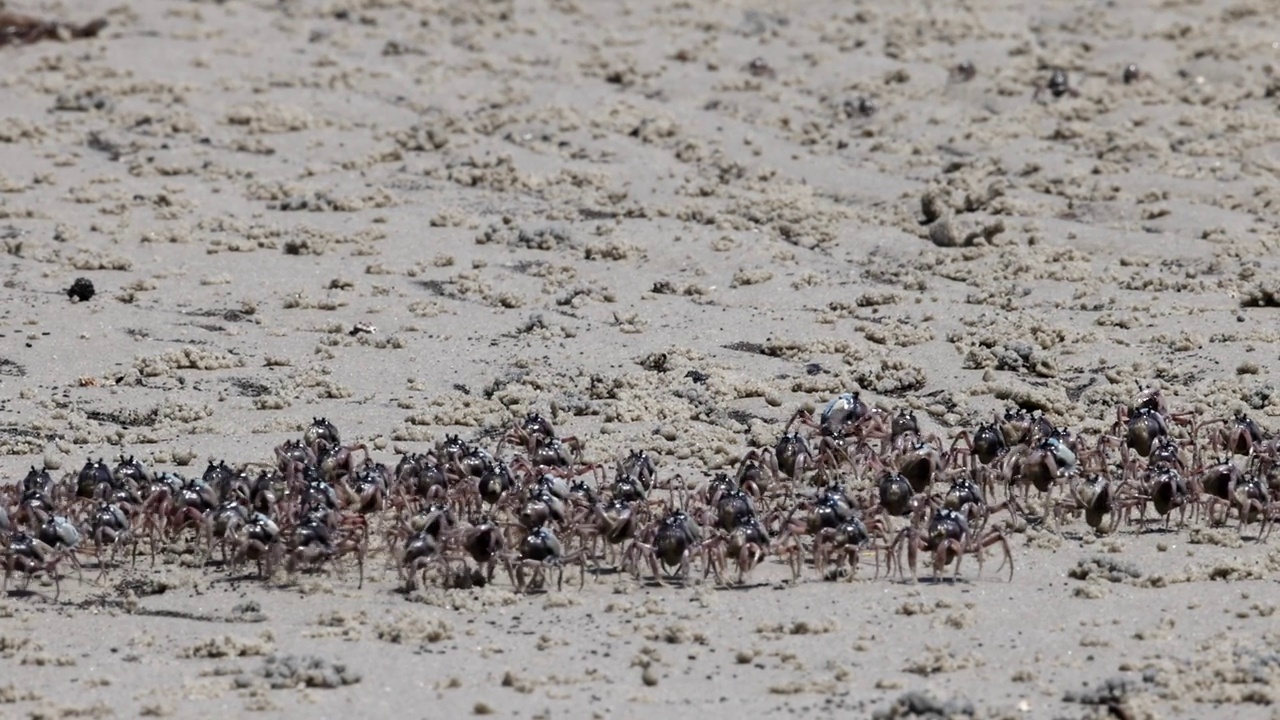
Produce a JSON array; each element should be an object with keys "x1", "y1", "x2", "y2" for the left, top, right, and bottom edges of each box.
[{"x1": 2, "y1": 0, "x2": 1280, "y2": 717}]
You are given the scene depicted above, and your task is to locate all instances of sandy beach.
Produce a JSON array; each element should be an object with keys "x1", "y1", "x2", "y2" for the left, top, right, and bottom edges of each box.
[{"x1": 2, "y1": 0, "x2": 1280, "y2": 717}]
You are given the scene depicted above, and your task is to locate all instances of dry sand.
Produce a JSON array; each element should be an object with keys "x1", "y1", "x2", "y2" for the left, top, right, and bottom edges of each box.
[{"x1": 2, "y1": 0, "x2": 1280, "y2": 717}]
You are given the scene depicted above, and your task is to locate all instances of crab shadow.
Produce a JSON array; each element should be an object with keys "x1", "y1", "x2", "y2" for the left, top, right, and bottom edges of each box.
[{"x1": 2, "y1": 587, "x2": 60, "y2": 602}]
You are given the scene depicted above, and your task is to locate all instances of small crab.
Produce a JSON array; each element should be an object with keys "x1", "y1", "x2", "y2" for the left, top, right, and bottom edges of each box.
[
  {"x1": 35, "y1": 517, "x2": 85, "y2": 585},
  {"x1": 890, "y1": 507, "x2": 1013, "y2": 582},
  {"x1": 711, "y1": 487, "x2": 756, "y2": 533},
  {"x1": 896, "y1": 438, "x2": 945, "y2": 494},
  {"x1": 877, "y1": 471, "x2": 916, "y2": 517},
  {"x1": 625, "y1": 510, "x2": 712, "y2": 586},
  {"x1": 890, "y1": 410, "x2": 921, "y2": 443},
  {"x1": 501, "y1": 412, "x2": 558, "y2": 455},
  {"x1": 1011, "y1": 434, "x2": 1076, "y2": 501},
  {"x1": 231, "y1": 512, "x2": 282, "y2": 579},
  {"x1": 1205, "y1": 412, "x2": 1265, "y2": 457},
  {"x1": 819, "y1": 392, "x2": 870, "y2": 437},
  {"x1": 744, "y1": 56, "x2": 776, "y2": 79},
  {"x1": 112, "y1": 455, "x2": 152, "y2": 490},
  {"x1": 1233, "y1": 475, "x2": 1272, "y2": 540},
  {"x1": 579, "y1": 499, "x2": 637, "y2": 571},
  {"x1": 1196, "y1": 456, "x2": 1242, "y2": 524},
  {"x1": 458, "y1": 516, "x2": 506, "y2": 585},
  {"x1": 399, "y1": 529, "x2": 448, "y2": 592},
  {"x1": 950, "y1": 60, "x2": 976, "y2": 83},
  {"x1": 1130, "y1": 463, "x2": 1188, "y2": 529},
  {"x1": 616, "y1": 449, "x2": 657, "y2": 493},
  {"x1": 1034, "y1": 68, "x2": 1080, "y2": 100},
  {"x1": 964, "y1": 422, "x2": 1007, "y2": 466},
  {"x1": 509, "y1": 526, "x2": 583, "y2": 593},
  {"x1": 842, "y1": 96, "x2": 877, "y2": 118},
  {"x1": 1055, "y1": 474, "x2": 1117, "y2": 533},
  {"x1": 206, "y1": 499, "x2": 251, "y2": 564},
  {"x1": 301, "y1": 417, "x2": 341, "y2": 455},
  {"x1": 813, "y1": 516, "x2": 879, "y2": 581},
  {"x1": 4, "y1": 532, "x2": 75, "y2": 600},
  {"x1": 1120, "y1": 406, "x2": 1168, "y2": 459},
  {"x1": 998, "y1": 408, "x2": 1053, "y2": 447},
  {"x1": 529, "y1": 434, "x2": 583, "y2": 469},
  {"x1": 733, "y1": 449, "x2": 775, "y2": 498},
  {"x1": 341, "y1": 459, "x2": 389, "y2": 515},
  {"x1": 287, "y1": 512, "x2": 366, "y2": 588},
  {"x1": 706, "y1": 514, "x2": 772, "y2": 585},
  {"x1": 771, "y1": 431, "x2": 813, "y2": 481},
  {"x1": 476, "y1": 460, "x2": 514, "y2": 509},
  {"x1": 76, "y1": 458, "x2": 114, "y2": 500}
]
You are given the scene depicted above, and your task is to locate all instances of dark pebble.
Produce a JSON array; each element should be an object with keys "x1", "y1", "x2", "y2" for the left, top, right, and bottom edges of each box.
[{"x1": 67, "y1": 277, "x2": 95, "y2": 302}]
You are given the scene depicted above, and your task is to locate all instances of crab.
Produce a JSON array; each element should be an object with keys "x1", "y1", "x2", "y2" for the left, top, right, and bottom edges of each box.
[
  {"x1": 577, "y1": 498, "x2": 639, "y2": 572},
  {"x1": 890, "y1": 410, "x2": 922, "y2": 443},
  {"x1": 76, "y1": 458, "x2": 114, "y2": 500},
  {"x1": 954, "y1": 422, "x2": 1008, "y2": 467},
  {"x1": 529, "y1": 434, "x2": 583, "y2": 470},
  {"x1": 473, "y1": 459, "x2": 514, "y2": 512},
  {"x1": 14, "y1": 485, "x2": 55, "y2": 531},
  {"x1": 877, "y1": 471, "x2": 917, "y2": 518},
  {"x1": 21, "y1": 466, "x2": 54, "y2": 497},
  {"x1": 112, "y1": 455, "x2": 153, "y2": 492},
  {"x1": 1126, "y1": 462, "x2": 1188, "y2": 530},
  {"x1": 1054, "y1": 474, "x2": 1118, "y2": 533},
  {"x1": 399, "y1": 529, "x2": 449, "y2": 591},
  {"x1": 818, "y1": 393, "x2": 871, "y2": 437},
  {"x1": 452, "y1": 444, "x2": 496, "y2": 482},
  {"x1": 1230, "y1": 474, "x2": 1272, "y2": 540},
  {"x1": 1033, "y1": 67, "x2": 1080, "y2": 100},
  {"x1": 206, "y1": 499, "x2": 251, "y2": 564},
  {"x1": 705, "y1": 514, "x2": 773, "y2": 585},
  {"x1": 395, "y1": 452, "x2": 450, "y2": 504},
  {"x1": 509, "y1": 526, "x2": 584, "y2": 592},
  {"x1": 4, "y1": 532, "x2": 76, "y2": 600},
  {"x1": 303, "y1": 417, "x2": 342, "y2": 454},
  {"x1": 383, "y1": 503, "x2": 453, "y2": 569},
  {"x1": 457, "y1": 516, "x2": 506, "y2": 585},
  {"x1": 625, "y1": 510, "x2": 714, "y2": 586},
  {"x1": 813, "y1": 516, "x2": 880, "y2": 581},
  {"x1": 1006, "y1": 434, "x2": 1077, "y2": 515},
  {"x1": 516, "y1": 488, "x2": 568, "y2": 532},
  {"x1": 733, "y1": 449, "x2": 776, "y2": 499},
  {"x1": 286, "y1": 511, "x2": 366, "y2": 588},
  {"x1": 248, "y1": 469, "x2": 285, "y2": 517},
  {"x1": 770, "y1": 431, "x2": 814, "y2": 482},
  {"x1": 1108, "y1": 387, "x2": 1193, "y2": 464},
  {"x1": 36, "y1": 517, "x2": 85, "y2": 585},
  {"x1": 744, "y1": 56, "x2": 776, "y2": 79},
  {"x1": 1195, "y1": 456, "x2": 1243, "y2": 524},
  {"x1": 950, "y1": 60, "x2": 977, "y2": 83},
  {"x1": 997, "y1": 408, "x2": 1054, "y2": 448},
  {"x1": 276, "y1": 438, "x2": 314, "y2": 476},
  {"x1": 500, "y1": 412, "x2": 558, "y2": 455},
  {"x1": 616, "y1": 450, "x2": 657, "y2": 493},
  {"x1": 1201, "y1": 412, "x2": 1266, "y2": 458},
  {"x1": 895, "y1": 437, "x2": 946, "y2": 494},
  {"x1": 710, "y1": 487, "x2": 756, "y2": 534},
  {"x1": 890, "y1": 507, "x2": 1013, "y2": 582},
  {"x1": 317, "y1": 441, "x2": 371, "y2": 486},
  {"x1": 230, "y1": 512, "x2": 282, "y2": 580},
  {"x1": 340, "y1": 459, "x2": 389, "y2": 516}
]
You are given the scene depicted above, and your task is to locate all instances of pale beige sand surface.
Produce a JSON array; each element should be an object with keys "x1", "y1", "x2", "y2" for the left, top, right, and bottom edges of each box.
[{"x1": 2, "y1": 0, "x2": 1280, "y2": 717}]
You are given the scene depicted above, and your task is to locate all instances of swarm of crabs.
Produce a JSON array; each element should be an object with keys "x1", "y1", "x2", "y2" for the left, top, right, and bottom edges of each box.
[{"x1": 2, "y1": 385, "x2": 1277, "y2": 598}]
